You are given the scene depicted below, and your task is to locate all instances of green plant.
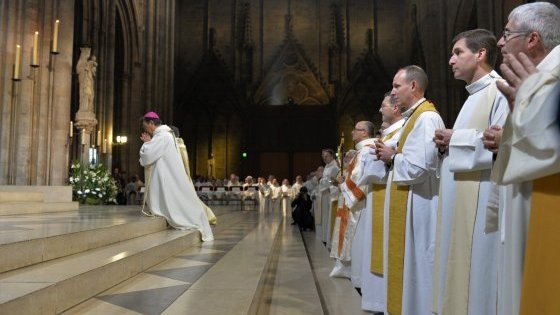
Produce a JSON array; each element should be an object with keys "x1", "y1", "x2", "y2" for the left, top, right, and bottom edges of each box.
[{"x1": 69, "y1": 161, "x2": 118, "y2": 204}]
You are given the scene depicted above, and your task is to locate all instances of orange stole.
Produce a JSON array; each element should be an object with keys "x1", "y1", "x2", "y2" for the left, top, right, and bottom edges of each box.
[
  {"x1": 520, "y1": 173, "x2": 560, "y2": 315},
  {"x1": 337, "y1": 203, "x2": 350, "y2": 257},
  {"x1": 387, "y1": 100, "x2": 438, "y2": 315},
  {"x1": 371, "y1": 184, "x2": 387, "y2": 275}
]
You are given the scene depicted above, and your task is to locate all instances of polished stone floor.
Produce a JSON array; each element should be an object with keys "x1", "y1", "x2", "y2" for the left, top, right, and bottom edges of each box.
[{"x1": 1, "y1": 205, "x2": 366, "y2": 314}]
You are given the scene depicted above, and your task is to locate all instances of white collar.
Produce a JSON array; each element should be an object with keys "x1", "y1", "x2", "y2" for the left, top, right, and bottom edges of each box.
[
  {"x1": 383, "y1": 118, "x2": 405, "y2": 136},
  {"x1": 355, "y1": 138, "x2": 376, "y2": 150},
  {"x1": 402, "y1": 98, "x2": 426, "y2": 119},
  {"x1": 537, "y1": 45, "x2": 560, "y2": 72},
  {"x1": 465, "y1": 70, "x2": 501, "y2": 95}
]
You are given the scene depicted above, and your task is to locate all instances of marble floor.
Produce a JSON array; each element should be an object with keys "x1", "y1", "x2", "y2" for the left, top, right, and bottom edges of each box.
[{"x1": 1, "y1": 205, "x2": 366, "y2": 315}]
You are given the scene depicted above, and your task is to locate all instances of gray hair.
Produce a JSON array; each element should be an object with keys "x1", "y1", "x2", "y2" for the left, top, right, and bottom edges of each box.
[
  {"x1": 362, "y1": 121, "x2": 376, "y2": 137},
  {"x1": 509, "y1": 2, "x2": 560, "y2": 50},
  {"x1": 399, "y1": 65, "x2": 429, "y2": 93}
]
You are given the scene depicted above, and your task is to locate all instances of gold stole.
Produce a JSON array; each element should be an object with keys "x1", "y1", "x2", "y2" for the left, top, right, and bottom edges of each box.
[
  {"x1": 371, "y1": 127, "x2": 402, "y2": 275},
  {"x1": 387, "y1": 100, "x2": 438, "y2": 315},
  {"x1": 520, "y1": 173, "x2": 560, "y2": 314},
  {"x1": 437, "y1": 82, "x2": 498, "y2": 314}
]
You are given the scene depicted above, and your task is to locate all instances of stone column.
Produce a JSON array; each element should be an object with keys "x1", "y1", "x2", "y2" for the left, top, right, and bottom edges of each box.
[{"x1": 75, "y1": 112, "x2": 98, "y2": 165}]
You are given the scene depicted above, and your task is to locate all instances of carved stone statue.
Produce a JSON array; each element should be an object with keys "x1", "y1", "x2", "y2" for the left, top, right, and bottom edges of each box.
[{"x1": 76, "y1": 47, "x2": 97, "y2": 113}]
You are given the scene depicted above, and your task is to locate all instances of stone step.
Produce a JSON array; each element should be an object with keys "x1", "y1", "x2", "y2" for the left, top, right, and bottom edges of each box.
[
  {"x1": 0, "y1": 228, "x2": 201, "y2": 314},
  {"x1": 0, "y1": 191, "x2": 44, "y2": 203},
  {"x1": 0, "y1": 201, "x2": 79, "y2": 216},
  {"x1": 0, "y1": 186, "x2": 73, "y2": 203},
  {"x1": 0, "y1": 207, "x2": 167, "y2": 273}
]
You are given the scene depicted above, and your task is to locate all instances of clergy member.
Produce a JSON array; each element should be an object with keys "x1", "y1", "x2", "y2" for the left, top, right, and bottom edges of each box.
[
  {"x1": 375, "y1": 66, "x2": 444, "y2": 314},
  {"x1": 316, "y1": 150, "x2": 339, "y2": 243},
  {"x1": 431, "y1": 29, "x2": 508, "y2": 315},
  {"x1": 139, "y1": 112, "x2": 214, "y2": 241},
  {"x1": 489, "y1": 3, "x2": 560, "y2": 314},
  {"x1": 359, "y1": 92, "x2": 404, "y2": 312}
]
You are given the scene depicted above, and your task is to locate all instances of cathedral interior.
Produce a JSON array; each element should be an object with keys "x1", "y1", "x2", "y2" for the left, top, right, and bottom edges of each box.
[{"x1": 0, "y1": 0, "x2": 557, "y2": 184}]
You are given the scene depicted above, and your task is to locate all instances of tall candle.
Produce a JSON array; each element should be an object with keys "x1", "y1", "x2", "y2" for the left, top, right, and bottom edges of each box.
[
  {"x1": 97, "y1": 130, "x2": 101, "y2": 146},
  {"x1": 32, "y1": 32, "x2": 39, "y2": 65},
  {"x1": 14, "y1": 45, "x2": 21, "y2": 79},
  {"x1": 102, "y1": 139, "x2": 107, "y2": 154},
  {"x1": 69, "y1": 121, "x2": 73, "y2": 137},
  {"x1": 81, "y1": 129, "x2": 85, "y2": 145},
  {"x1": 52, "y1": 20, "x2": 59, "y2": 53}
]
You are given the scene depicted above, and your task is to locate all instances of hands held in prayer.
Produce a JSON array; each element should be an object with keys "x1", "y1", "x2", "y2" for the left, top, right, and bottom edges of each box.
[
  {"x1": 496, "y1": 52, "x2": 538, "y2": 111},
  {"x1": 140, "y1": 132, "x2": 152, "y2": 143},
  {"x1": 482, "y1": 125, "x2": 503, "y2": 153},
  {"x1": 375, "y1": 139, "x2": 396, "y2": 165},
  {"x1": 433, "y1": 129, "x2": 454, "y2": 153}
]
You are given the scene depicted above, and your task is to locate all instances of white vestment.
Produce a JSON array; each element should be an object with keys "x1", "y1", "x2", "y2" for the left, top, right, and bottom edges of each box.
[
  {"x1": 492, "y1": 45, "x2": 560, "y2": 315},
  {"x1": 358, "y1": 120, "x2": 404, "y2": 312},
  {"x1": 339, "y1": 138, "x2": 376, "y2": 288},
  {"x1": 433, "y1": 71, "x2": 508, "y2": 315},
  {"x1": 390, "y1": 99, "x2": 444, "y2": 315},
  {"x1": 140, "y1": 125, "x2": 214, "y2": 241},
  {"x1": 281, "y1": 184, "x2": 293, "y2": 214},
  {"x1": 270, "y1": 185, "x2": 282, "y2": 212},
  {"x1": 258, "y1": 183, "x2": 270, "y2": 212},
  {"x1": 316, "y1": 160, "x2": 340, "y2": 242}
]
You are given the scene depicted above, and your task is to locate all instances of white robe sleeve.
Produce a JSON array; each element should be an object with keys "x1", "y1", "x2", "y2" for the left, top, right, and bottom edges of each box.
[
  {"x1": 139, "y1": 133, "x2": 169, "y2": 166},
  {"x1": 448, "y1": 93, "x2": 509, "y2": 172},
  {"x1": 393, "y1": 112, "x2": 445, "y2": 185},
  {"x1": 358, "y1": 149, "x2": 388, "y2": 186}
]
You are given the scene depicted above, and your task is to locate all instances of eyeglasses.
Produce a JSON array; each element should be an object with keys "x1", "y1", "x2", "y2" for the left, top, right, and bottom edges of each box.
[
  {"x1": 501, "y1": 29, "x2": 530, "y2": 42},
  {"x1": 353, "y1": 128, "x2": 366, "y2": 132}
]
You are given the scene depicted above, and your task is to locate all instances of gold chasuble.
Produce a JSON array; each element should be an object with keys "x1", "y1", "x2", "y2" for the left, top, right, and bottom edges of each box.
[
  {"x1": 520, "y1": 173, "x2": 560, "y2": 315},
  {"x1": 387, "y1": 100, "x2": 438, "y2": 315},
  {"x1": 371, "y1": 127, "x2": 402, "y2": 275}
]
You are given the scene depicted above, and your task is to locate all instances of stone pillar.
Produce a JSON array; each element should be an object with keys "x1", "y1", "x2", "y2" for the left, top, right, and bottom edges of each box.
[{"x1": 75, "y1": 111, "x2": 98, "y2": 165}]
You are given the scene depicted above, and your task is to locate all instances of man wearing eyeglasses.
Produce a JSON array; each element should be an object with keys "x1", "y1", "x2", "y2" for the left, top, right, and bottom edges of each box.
[
  {"x1": 484, "y1": 3, "x2": 560, "y2": 315},
  {"x1": 431, "y1": 29, "x2": 508, "y2": 315}
]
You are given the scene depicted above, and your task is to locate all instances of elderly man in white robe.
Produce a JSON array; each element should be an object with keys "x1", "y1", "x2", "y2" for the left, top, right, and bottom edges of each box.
[
  {"x1": 483, "y1": 3, "x2": 560, "y2": 314},
  {"x1": 358, "y1": 92, "x2": 404, "y2": 312},
  {"x1": 431, "y1": 29, "x2": 508, "y2": 315},
  {"x1": 316, "y1": 150, "x2": 339, "y2": 243},
  {"x1": 139, "y1": 112, "x2": 214, "y2": 241},
  {"x1": 376, "y1": 66, "x2": 444, "y2": 314}
]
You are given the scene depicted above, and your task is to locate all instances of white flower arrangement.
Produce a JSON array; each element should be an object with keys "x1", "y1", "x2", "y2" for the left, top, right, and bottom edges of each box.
[{"x1": 69, "y1": 161, "x2": 118, "y2": 205}]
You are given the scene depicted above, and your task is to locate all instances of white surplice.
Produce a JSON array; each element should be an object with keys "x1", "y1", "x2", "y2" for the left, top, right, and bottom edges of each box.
[
  {"x1": 492, "y1": 45, "x2": 560, "y2": 315},
  {"x1": 140, "y1": 125, "x2": 214, "y2": 241},
  {"x1": 317, "y1": 160, "x2": 340, "y2": 242},
  {"x1": 281, "y1": 184, "x2": 293, "y2": 214},
  {"x1": 391, "y1": 99, "x2": 444, "y2": 315},
  {"x1": 433, "y1": 71, "x2": 508, "y2": 315},
  {"x1": 339, "y1": 138, "x2": 376, "y2": 288},
  {"x1": 358, "y1": 120, "x2": 404, "y2": 312}
]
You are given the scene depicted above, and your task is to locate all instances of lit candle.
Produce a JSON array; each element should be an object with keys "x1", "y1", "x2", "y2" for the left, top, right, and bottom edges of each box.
[
  {"x1": 69, "y1": 121, "x2": 73, "y2": 137},
  {"x1": 103, "y1": 139, "x2": 107, "y2": 153},
  {"x1": 14, "y1": 45, "x2": 21, "y2": 80},
  {"x1": 81, "y1": 129, "x2": 85, "y2": 145},
  {"x1": 97, "y1": 130, "x2": 101, "y2": 146},
  {"x1": 32, "y1": 31, "x2": 39, "y2": 66},
  {"x1": 52, "y1": 20, "x2": 59, "y2": 53}
]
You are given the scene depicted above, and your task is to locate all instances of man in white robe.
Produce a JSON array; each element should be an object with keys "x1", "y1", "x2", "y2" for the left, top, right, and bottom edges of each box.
[
  {"x1": 139, "y1": 112, "x2": 214, "y2": 242},
  {"x1": 280, "y1": 179, "x2": 293, "y2": 214},
  {"x1": 487, "y1": 4, "x2": 560, "y2": 314},
  {"x1": 375, "y1": 66, "x2": 444, "y2": 314},
  {"x1": 291, "y1": 175, "x2": 304, "y2": 196},
  {"x1": 316, "y1": 150, "x2": 339, "y2": 242},
  {"x1": 336, "y1": 121, "x2": 376, "y2": 288},
  {"x1": 257, "y1": 177, "x2": 270, "y2": 212},
  {"x1": 359, "y1": 93, "x2": 404, "y2": 312},
  {"x1": 431, "y1": 29, "x2": 508, "y2": 315}
]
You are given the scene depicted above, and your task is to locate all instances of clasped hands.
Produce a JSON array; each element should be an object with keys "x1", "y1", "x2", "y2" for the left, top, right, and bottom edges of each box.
[
  {"x1": 140, "y1": 132, "x2": 152, "y2": 142},
  {"x1": 367, "y1": 139, "x2": 396, "y2": 165}
]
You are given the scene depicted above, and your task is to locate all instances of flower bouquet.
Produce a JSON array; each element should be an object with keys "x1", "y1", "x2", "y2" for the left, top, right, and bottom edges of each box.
[{"x1": 69, "y1": 161, "x2": 118, "y2": 205}]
